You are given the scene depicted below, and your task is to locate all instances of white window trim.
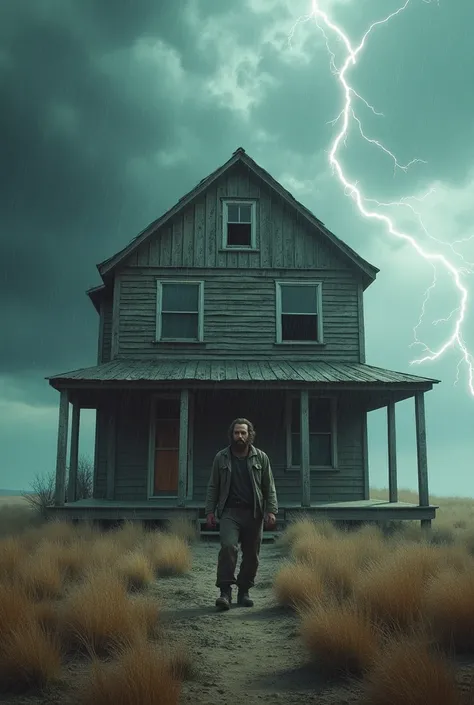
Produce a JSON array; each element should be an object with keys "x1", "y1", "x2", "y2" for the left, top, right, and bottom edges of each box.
[
  {"x1": 285, "y1": 392, "x2": 338, "y2": 470},
  {"x1": 222, "y1": 199, "x2": 257, "y2": 250},
  {"x1": 155, "y1": 280, "x2": 204, "y2": 343}
]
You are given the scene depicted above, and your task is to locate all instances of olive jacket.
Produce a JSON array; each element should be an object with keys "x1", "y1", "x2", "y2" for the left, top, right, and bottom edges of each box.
[{"x1": 205, "y1": 445, "x2": 278, "y2": 520}]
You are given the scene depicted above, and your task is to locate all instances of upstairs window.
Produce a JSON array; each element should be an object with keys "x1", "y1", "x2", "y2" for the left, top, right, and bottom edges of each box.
[
  {"x1": 222, "y1": 199, "x2": 257, "y2": 249},
  {"x1": 156, "y1": 281, "x2": 204, "y2": 342},
  {"x1": 289, "y1": 396, "x2": 337, "y2": 468},
  {"x1": 275, "y1": 281, "x2": 323, "y2": 343}
]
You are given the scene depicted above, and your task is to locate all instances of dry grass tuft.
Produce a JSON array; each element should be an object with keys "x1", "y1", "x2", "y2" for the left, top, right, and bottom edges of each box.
[
  {"x1": 15, "y1": 548, "x2": 64, "y2": 600},
  {"x1": 273, "y1": 560, "x2": 324, "y2": 609},
  {"x1": 116, "y1": 551, "x2": 155, "y2": 591},
  {"x1": 143, "y1": 532, "x2": 192, "y2": 576},
  {"x1": 165, "y1": 514, "x2": 200, "y2": 544},
  {"x1": 31, "y1": 519, "x2": 78, "y2": 546},
  {"x1": 111, "y1": 520, "x2": 147, "y2": 552},
  {"x1": 37, "y1": 539, "x2": 89, "y2": 584},
  {"x1": 57, "y1": 568, "x2": 156, "y2": 656},
  {"x1": 353, "y1": 543, "x2": 443, "y2": 630},
  {"x1": 345, "y1": 524, "x2": 387, "y2": 569},
  {"x1": 129, "y1": 595, "x2": 162, "y2": 640},
  {"x1": 0, "y1": 581, "x2": 36, "y2": 632},
  {"x1": 298, "y1": 597, "x2": 380, "y2": 677},
  {"x1": 86, "y1": 535, "x2": 124, "y2": 569},
  {"x1": 424, "y1": 566, "x2": 474, "y2": 654},
  {"x1": 78, "y1": 639, "x2": 181, "y2": 705},
  {"x1": 0, "y1": 535, "x2": 28, "y2": 581},
  {"x1": 292, "y1": 534, "x2": 356, "y2": 599},
  {"x1": 0, "y1": 501, "x2": 43, "y2": 539},
  {"x1": 167, "y1": 644, "x2": 196, "y2": 682},
  {"x1": 277, "y1": 516, "x2": 338, "y2": 552},
  {"x1": 363, "y1": 633, "x2": 464, "y2": 705},
  {"x1": 0, "y1": 619, "x2": 62, "y2": 693}
]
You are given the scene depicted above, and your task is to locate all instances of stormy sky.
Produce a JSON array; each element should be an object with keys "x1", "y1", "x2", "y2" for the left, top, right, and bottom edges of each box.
[{"x1": 1, "y1": 0, "x2": 473, "y2": 497}]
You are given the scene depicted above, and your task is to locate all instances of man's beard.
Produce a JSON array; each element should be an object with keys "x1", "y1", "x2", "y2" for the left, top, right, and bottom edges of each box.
[{"x1": 232, "y1": 438, "x2": 249, "y2": 450}]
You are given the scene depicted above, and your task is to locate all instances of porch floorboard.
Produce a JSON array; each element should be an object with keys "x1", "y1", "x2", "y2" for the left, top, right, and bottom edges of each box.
[{"x1": 46, "y1": 498, "x2": 437, "y2": 524}]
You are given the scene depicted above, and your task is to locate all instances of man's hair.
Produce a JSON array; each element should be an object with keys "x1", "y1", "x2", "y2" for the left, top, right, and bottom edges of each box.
[{"x1": 228, "y1": 417, "x2": 256, "y2": 445}]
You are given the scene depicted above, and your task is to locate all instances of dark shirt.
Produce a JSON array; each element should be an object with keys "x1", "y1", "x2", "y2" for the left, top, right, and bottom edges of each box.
[{"x1": 226, "y1": 451, "x2": 254, "y2": 508}]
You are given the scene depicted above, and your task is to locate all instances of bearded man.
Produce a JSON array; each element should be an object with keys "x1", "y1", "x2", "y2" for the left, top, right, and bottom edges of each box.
[{"x1": 205, "y1": 417, "x2": 278, "y2": 611}]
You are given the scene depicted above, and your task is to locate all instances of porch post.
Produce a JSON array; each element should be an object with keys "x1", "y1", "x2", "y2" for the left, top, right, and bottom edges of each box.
[
  {"x1": 300, "y1": 389, "x2": 311, "y2": 507},
  {"x1": 178, "y1": 388, "x2": 189, "y2": 508},
  {"x1": 106, "y1": 407, "x2": 116, "y2": 501},
  {"x1": 54, "y1": 389, "x2": 69, "y2": 507},
  {"x1": 186, "y1": 390, "x2": 195, "y2": 501},
  {"x1": 67, "y1": 402, "x2": 81, "y2": 503},
  {"x1": 414, "y1": 391, "x2": 429, "y2": 503},
  {"x1": 387, "y1": 400, "x2": 398, "y2": 502}
]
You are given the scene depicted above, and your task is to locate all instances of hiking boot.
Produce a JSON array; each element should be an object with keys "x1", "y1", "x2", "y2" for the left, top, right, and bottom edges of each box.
[
  {"x1": 237, "y1": 589, "x2": 254, "y2": 607},
  {"x1": 215, "y1": 588, "x2": 232, "y2": 611}
]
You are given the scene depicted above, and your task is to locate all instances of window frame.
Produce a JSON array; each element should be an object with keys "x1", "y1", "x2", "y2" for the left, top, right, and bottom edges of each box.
[
  {"x1": 222, "y1": 198, "x2": 257, "y2": 250},
  {"x1": 275, "y1": 281, "x2": 324, "y2": 345},
  {"x1": 155, "y1": 279, "x2": 204, "y2": 343},
  {"x1": 285, "y1": 392, "x2": 338, "y2": 471}
]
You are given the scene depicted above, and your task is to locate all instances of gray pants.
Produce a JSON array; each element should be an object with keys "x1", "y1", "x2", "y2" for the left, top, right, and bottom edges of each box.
[{"x1": 216, "y1": 507, "x2": 264, "y2": 590}]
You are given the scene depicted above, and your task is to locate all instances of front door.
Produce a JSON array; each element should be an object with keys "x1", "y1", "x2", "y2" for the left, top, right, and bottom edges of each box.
[{"x1": 153, "y1": 398, "x2": 180, "y2": 495}]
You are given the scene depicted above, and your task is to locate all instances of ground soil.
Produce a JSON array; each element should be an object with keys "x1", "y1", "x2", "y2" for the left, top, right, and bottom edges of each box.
[
  {"x1": 159, "y1": 540, "x2": 363, "y2": 705},
  {"x1": 2, "y1": 536, "x2": 474, "y2": 704}
]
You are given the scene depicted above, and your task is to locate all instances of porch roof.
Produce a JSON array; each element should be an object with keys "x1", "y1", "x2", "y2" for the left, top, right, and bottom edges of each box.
[{"x1": 46, "y1": 359, "x2": 440, "y2": 389}]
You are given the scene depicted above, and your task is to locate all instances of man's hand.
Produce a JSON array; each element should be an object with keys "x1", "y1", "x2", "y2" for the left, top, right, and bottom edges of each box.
[
  {"x1": 264, "y1": 512, "x2": 276, "y2": 529},
  {"x1": 206, "y1": 512, "x2": 217, "y2": 529}
]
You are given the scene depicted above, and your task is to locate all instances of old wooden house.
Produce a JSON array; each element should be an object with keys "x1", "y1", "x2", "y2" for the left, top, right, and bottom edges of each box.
[{"x1": 46, "y1": 147, "x2": 439, "y2": 531}]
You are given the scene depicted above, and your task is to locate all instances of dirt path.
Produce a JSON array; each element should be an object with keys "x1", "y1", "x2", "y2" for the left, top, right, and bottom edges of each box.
[{"x1": 157, "y1": 540, "x2": 361, "y2": 705}]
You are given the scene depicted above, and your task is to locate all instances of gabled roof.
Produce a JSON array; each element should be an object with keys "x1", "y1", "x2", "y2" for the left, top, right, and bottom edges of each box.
[
  {"x1": 86, "y1": 284, "x2": 107, "y2": 313},
  {"x1": 97, "y1": 148, "x2": 380, "y2": 287}
]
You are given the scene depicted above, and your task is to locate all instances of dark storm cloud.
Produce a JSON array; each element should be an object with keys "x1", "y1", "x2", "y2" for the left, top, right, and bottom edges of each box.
[{"x1": 0, "y1": 0, "x2": 250, "y2": 386}]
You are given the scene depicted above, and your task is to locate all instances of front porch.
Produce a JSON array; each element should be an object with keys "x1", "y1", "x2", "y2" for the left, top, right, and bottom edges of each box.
[
  {"x1": 46, "y1": 498, "x2": 437, "y2": 536},
  {"x1": 45, "y1": 359, "x2": 440, "y2": 532}
]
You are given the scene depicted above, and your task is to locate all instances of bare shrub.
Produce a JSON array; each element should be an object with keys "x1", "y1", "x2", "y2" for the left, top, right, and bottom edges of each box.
[{"x1": 22, "y1": 455, "x2": 93, "y2": 518}]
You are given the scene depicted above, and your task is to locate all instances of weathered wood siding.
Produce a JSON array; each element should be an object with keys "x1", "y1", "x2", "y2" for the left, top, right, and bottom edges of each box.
[
  {"x1": 114, "y1": 393, "x2": 149, "y2": 501},
  {"x1": 92, "y1": 390, "x2": 365, "y2": 504},
  {"x1": 116, "y1": 268, "x2": 361, "y2": 361},
  {"x1": 101, "y1": 294, "x2": 113, "y2": 363},
  {"x1": 94, "y1": 393, "x2": 149, "y2": 501},
  {"x1": 128, "y1": 164, "x2": 350, "y2": 271},
  {"x1": 190, "y1": 390, "x2": 365, "y2": 504},
  {"x1": 108, "y1": 162, "x2": 364, "y2": 363}
]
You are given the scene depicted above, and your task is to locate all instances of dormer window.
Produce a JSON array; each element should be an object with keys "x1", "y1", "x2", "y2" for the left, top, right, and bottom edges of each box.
[{"x1": 222, "y1": 199, "x2": 257, "y2": 249}]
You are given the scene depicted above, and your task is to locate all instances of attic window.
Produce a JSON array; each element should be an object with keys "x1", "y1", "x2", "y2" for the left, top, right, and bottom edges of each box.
[{"x1": 223, "y1": 200, "x2": 256, "y2": 249}]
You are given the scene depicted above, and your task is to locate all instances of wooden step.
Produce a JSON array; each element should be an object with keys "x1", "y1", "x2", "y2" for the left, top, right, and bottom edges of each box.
[{"x1": 200, "y1": 530, "x2": 280, "y2": 541}]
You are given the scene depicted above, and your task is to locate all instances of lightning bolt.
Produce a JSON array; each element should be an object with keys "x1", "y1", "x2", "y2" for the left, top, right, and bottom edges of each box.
[{"x1": 289, "y1": 0, "x2": 474, "y2": 396}]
